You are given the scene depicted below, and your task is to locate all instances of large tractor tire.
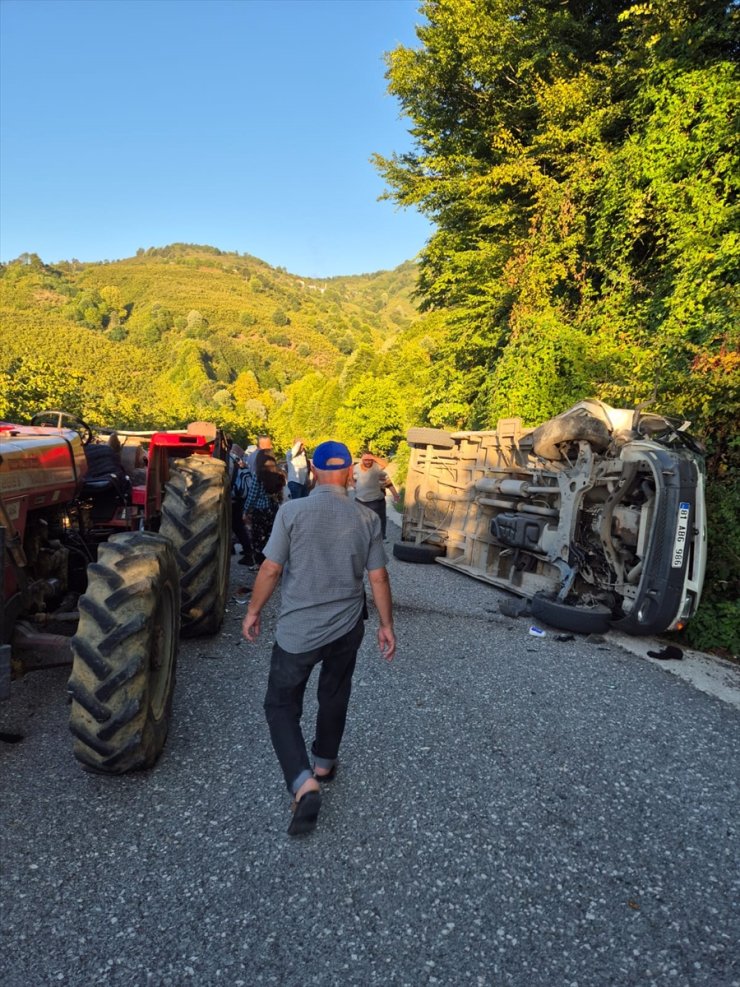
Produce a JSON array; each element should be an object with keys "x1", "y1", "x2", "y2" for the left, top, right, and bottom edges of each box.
[
  {"x1": 160, "y1": 456, "x2": 231, "y2": 637},
  {"x1": 68, "y1": 532, "x2": 180, "y2": 774}
]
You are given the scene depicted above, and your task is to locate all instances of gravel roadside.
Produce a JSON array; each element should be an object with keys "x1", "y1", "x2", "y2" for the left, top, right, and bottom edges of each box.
[{"x1": 1, "y1": 511, "x2": 738, "y2": 987}]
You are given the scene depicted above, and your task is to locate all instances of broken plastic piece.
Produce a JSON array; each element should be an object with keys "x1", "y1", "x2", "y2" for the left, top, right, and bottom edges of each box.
[{"x1": 647, "y1": 645, "x2": 683, "y2": 661}]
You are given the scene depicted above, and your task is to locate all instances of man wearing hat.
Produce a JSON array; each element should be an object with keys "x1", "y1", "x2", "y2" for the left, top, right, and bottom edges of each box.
[{"x1": 242, "y1": 440, "x2": 396, "y2": 836}]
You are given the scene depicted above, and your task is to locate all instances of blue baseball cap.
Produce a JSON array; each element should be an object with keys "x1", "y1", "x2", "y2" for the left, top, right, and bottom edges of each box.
[{"x1": 312, "y1": 440, "x2": 352, "y2": 471}]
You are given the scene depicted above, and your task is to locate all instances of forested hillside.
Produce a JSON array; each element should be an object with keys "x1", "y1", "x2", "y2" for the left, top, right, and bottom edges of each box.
[{"x1": 0, "y1": 244, "x2": 424, "y2": 452}]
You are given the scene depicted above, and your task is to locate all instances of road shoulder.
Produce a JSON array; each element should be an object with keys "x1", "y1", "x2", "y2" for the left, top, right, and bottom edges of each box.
[{"x1": 609, "y1": 631, "x2": 740, "y2": 711}]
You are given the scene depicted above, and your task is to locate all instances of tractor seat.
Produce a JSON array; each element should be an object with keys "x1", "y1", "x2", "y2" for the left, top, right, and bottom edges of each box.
[
  {"x1": 83, "y1": 444, "x2": 132, "y2": 520},
  {"x1": 81, "y1": 474, "x2": 130, "y2": 495},
  {"x1": 82, "y1": 475, "x2": 120, "y2": 492}
]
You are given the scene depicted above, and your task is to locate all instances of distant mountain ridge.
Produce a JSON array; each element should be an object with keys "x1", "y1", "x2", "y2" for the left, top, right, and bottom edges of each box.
[{"x1": 0, "y1": 243, "x2": 423, "y2": 446}]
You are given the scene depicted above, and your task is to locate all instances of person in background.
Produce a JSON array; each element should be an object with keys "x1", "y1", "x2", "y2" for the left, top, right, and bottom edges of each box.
[
  {"x1": 84, "y1": 432, "x2": 130, "y2": 492},
  {"x1": 246, "y1": 435, "x2": 273, "y2": 474},
  {"x1": 242, "y1": 450, "x2": 285, "y2": 565},
  {"x1": 286, "y1": 438, "x2": 310, "y2": 499},
  {"x1": 352, "y1": 451, "x2": 399, "y2": 540},
  {"x1": 242, "y1": 440, "x2": 395, "y2": 837},
  {"x1": 228, "y1": 443, "x2": 255, "y2": 566}
]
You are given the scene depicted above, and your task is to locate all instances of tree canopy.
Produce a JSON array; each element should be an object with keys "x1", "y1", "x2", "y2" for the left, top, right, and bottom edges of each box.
[
  {"x1": 374, "y1": 0, "x2": 738, "y2": 431},
  {"x1": 0, "y1": 247, "x2": 421, "y2": 451},
  {"x1": 373, "y1": 0, "x2": 738, "y2": 652}
]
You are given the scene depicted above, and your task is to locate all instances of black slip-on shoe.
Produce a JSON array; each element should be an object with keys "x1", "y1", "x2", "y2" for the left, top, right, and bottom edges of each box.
[{"x1": 287, "y1": 790, "x2": 322, "y2": 836}]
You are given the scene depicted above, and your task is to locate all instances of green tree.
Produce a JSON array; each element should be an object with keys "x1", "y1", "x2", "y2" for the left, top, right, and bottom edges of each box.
[
  {"x1": 232, "y1": 370, "x2": 261, "y2": 406},
  {"x1": 375, "y1": 0, "x2": 739, "y2": 649},
  {"x1": 185, "y1": 310, "x2": 209, "y2": 338},
  {"x1": 339, "y1": 344, "x2": 378, "y2": 391},
  {"x1": 335, "y1": 378, "x2": 405, "y2": 456},
  {"x1": 269, "y1": 372, "x2": 343, "y2": 450},
  {"x1": 0, "y1": 357, "x2": 86, "y2": 422},
  {"x1": 374, "y1": 0, "x2": 738, "y2": 426}
]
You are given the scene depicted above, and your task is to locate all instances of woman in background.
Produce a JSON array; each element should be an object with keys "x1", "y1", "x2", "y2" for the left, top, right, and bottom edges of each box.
[
  {"x1": 243, "y1": 451, "x2": 285, "y2": 564},
  {"x1": 286, "y1": 438, "x2": 310, "y2": 499}
]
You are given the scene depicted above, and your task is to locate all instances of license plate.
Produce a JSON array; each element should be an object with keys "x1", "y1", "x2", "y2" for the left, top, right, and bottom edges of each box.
[{"x1": 671, "y1": 502, "x2": 691, "y2": 568}]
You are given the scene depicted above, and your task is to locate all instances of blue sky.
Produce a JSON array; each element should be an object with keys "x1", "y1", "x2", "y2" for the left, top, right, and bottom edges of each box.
[{"x1": 0, "y1": 0, "x2": 431, "y2": 277}]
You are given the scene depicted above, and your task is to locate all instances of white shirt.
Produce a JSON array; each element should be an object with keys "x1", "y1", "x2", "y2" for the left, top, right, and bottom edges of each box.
[{"x1": 287, "y1": 444, "x2": 309, "y2": 485}]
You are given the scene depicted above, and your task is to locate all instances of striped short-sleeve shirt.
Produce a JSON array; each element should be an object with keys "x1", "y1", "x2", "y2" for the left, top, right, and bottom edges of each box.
[{"x1": 263, "y1": 484, "x2": 387, "y2": 653}]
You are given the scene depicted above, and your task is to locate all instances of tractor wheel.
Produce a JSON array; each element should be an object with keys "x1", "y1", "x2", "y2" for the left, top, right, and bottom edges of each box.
[
  {"x1": 160, "y1": 456, "x2": 231, "y2": 637},
  {"x1": 530, "y1": 593, "x2": 612, "y2": 634},
  {"x1": 68, "y1": 532, "x2": 180, "y2": 774}
]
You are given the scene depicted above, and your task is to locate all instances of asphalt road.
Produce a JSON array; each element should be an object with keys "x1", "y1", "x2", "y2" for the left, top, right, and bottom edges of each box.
[{"x1": 2, "y1": 518, "x2": 739, "y2": 987}]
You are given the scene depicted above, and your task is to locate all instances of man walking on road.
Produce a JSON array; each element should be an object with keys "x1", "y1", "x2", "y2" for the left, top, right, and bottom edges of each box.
[
  {"x1": 353, "y1": 451, "x2": 399, "y2": 540},
  {"x1": 242, "y1": 440, "x2": 396, "y2": 837}
]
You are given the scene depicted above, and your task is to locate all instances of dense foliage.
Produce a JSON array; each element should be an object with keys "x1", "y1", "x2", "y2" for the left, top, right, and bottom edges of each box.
[
  {"x1": 1, "y1": 1, "x2": 737, "y2": 653},
  {"x1": 373, "y1": 0, "x2": 738, "y2": 653}
]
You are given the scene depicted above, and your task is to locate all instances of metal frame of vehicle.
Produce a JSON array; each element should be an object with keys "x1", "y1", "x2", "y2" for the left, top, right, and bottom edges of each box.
[{"x1": 398, "y1": 401, "x2": 707, "y2": 636}]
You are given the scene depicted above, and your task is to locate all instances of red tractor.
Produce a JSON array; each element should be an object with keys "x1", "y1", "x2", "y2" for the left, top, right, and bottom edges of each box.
[{"x1": 0, "y1": 411, "x2": 232, "y2": 773}]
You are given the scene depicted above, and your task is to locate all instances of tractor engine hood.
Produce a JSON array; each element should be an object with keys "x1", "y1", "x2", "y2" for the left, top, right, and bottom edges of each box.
[{"x1": 0, "y1": 426, "x2": 87, "y2": 515}]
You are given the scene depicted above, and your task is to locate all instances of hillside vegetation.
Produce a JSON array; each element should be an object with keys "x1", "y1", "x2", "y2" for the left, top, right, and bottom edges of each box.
[
  {"x1": 372, "y1": 0, "x2": 738, "y2": 656},
  {"x1": 0, "y1": 244, "x2": 424, "y2": 452}
]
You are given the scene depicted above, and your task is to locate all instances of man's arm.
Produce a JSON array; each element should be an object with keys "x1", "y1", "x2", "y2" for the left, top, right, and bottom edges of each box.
[
  {"x1": 380, "y1": 470, "x2": 399, "y2": 503},
  {"x1": 367, "y1": 566, "x2": 396, "y2": 661},
  {"x1": 242, "y1": 559, "x2": 283, "y2": 641}
]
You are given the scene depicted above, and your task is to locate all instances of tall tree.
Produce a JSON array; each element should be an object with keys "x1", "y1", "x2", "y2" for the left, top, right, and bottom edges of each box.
[
  {"x1": 375, "y1": 0, "x2": 739, "y2": 651},
  {"x1": 374, "y1": 0, "x2": 738, "y2": 429}
]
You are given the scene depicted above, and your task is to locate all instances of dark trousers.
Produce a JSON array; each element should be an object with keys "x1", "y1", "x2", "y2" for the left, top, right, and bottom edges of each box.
[
  {"x1": 231, "y1": 497, "x2": 254, "y2": 562},
  {"x1": 357, "y1": 497, "x2": 387, "y2": 538},
  {"x1": 264, "y1": 617, "x2": 365, "y2": 793},
  {"x1": 251, "y1": 504, "x2": 278, "y2": 563},
  {"x1": 288, "y1": 481, "x2": 308, "y2": 499}
]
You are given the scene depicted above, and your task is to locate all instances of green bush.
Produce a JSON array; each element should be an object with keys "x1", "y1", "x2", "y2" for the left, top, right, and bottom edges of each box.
[
  {"x1": 268, "y1": 333, "x2": 291, "y2": 347},
  {"x1": 686, "y1": 600, "x2": 740, "y2": 658},
  {"x1": 686, "y1": 462, "x2": 740, "y2": 657}
]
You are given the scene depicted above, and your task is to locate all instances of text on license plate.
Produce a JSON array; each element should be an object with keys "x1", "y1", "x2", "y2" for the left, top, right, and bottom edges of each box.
[{"x1": 671, "y1": 502, "x2": 691, "y2": 568}]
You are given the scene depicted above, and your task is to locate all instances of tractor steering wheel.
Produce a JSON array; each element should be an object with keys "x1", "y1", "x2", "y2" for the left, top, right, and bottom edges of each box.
[{"x1": 30, "y1": 409, "x2": 94, "y2": 446}]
